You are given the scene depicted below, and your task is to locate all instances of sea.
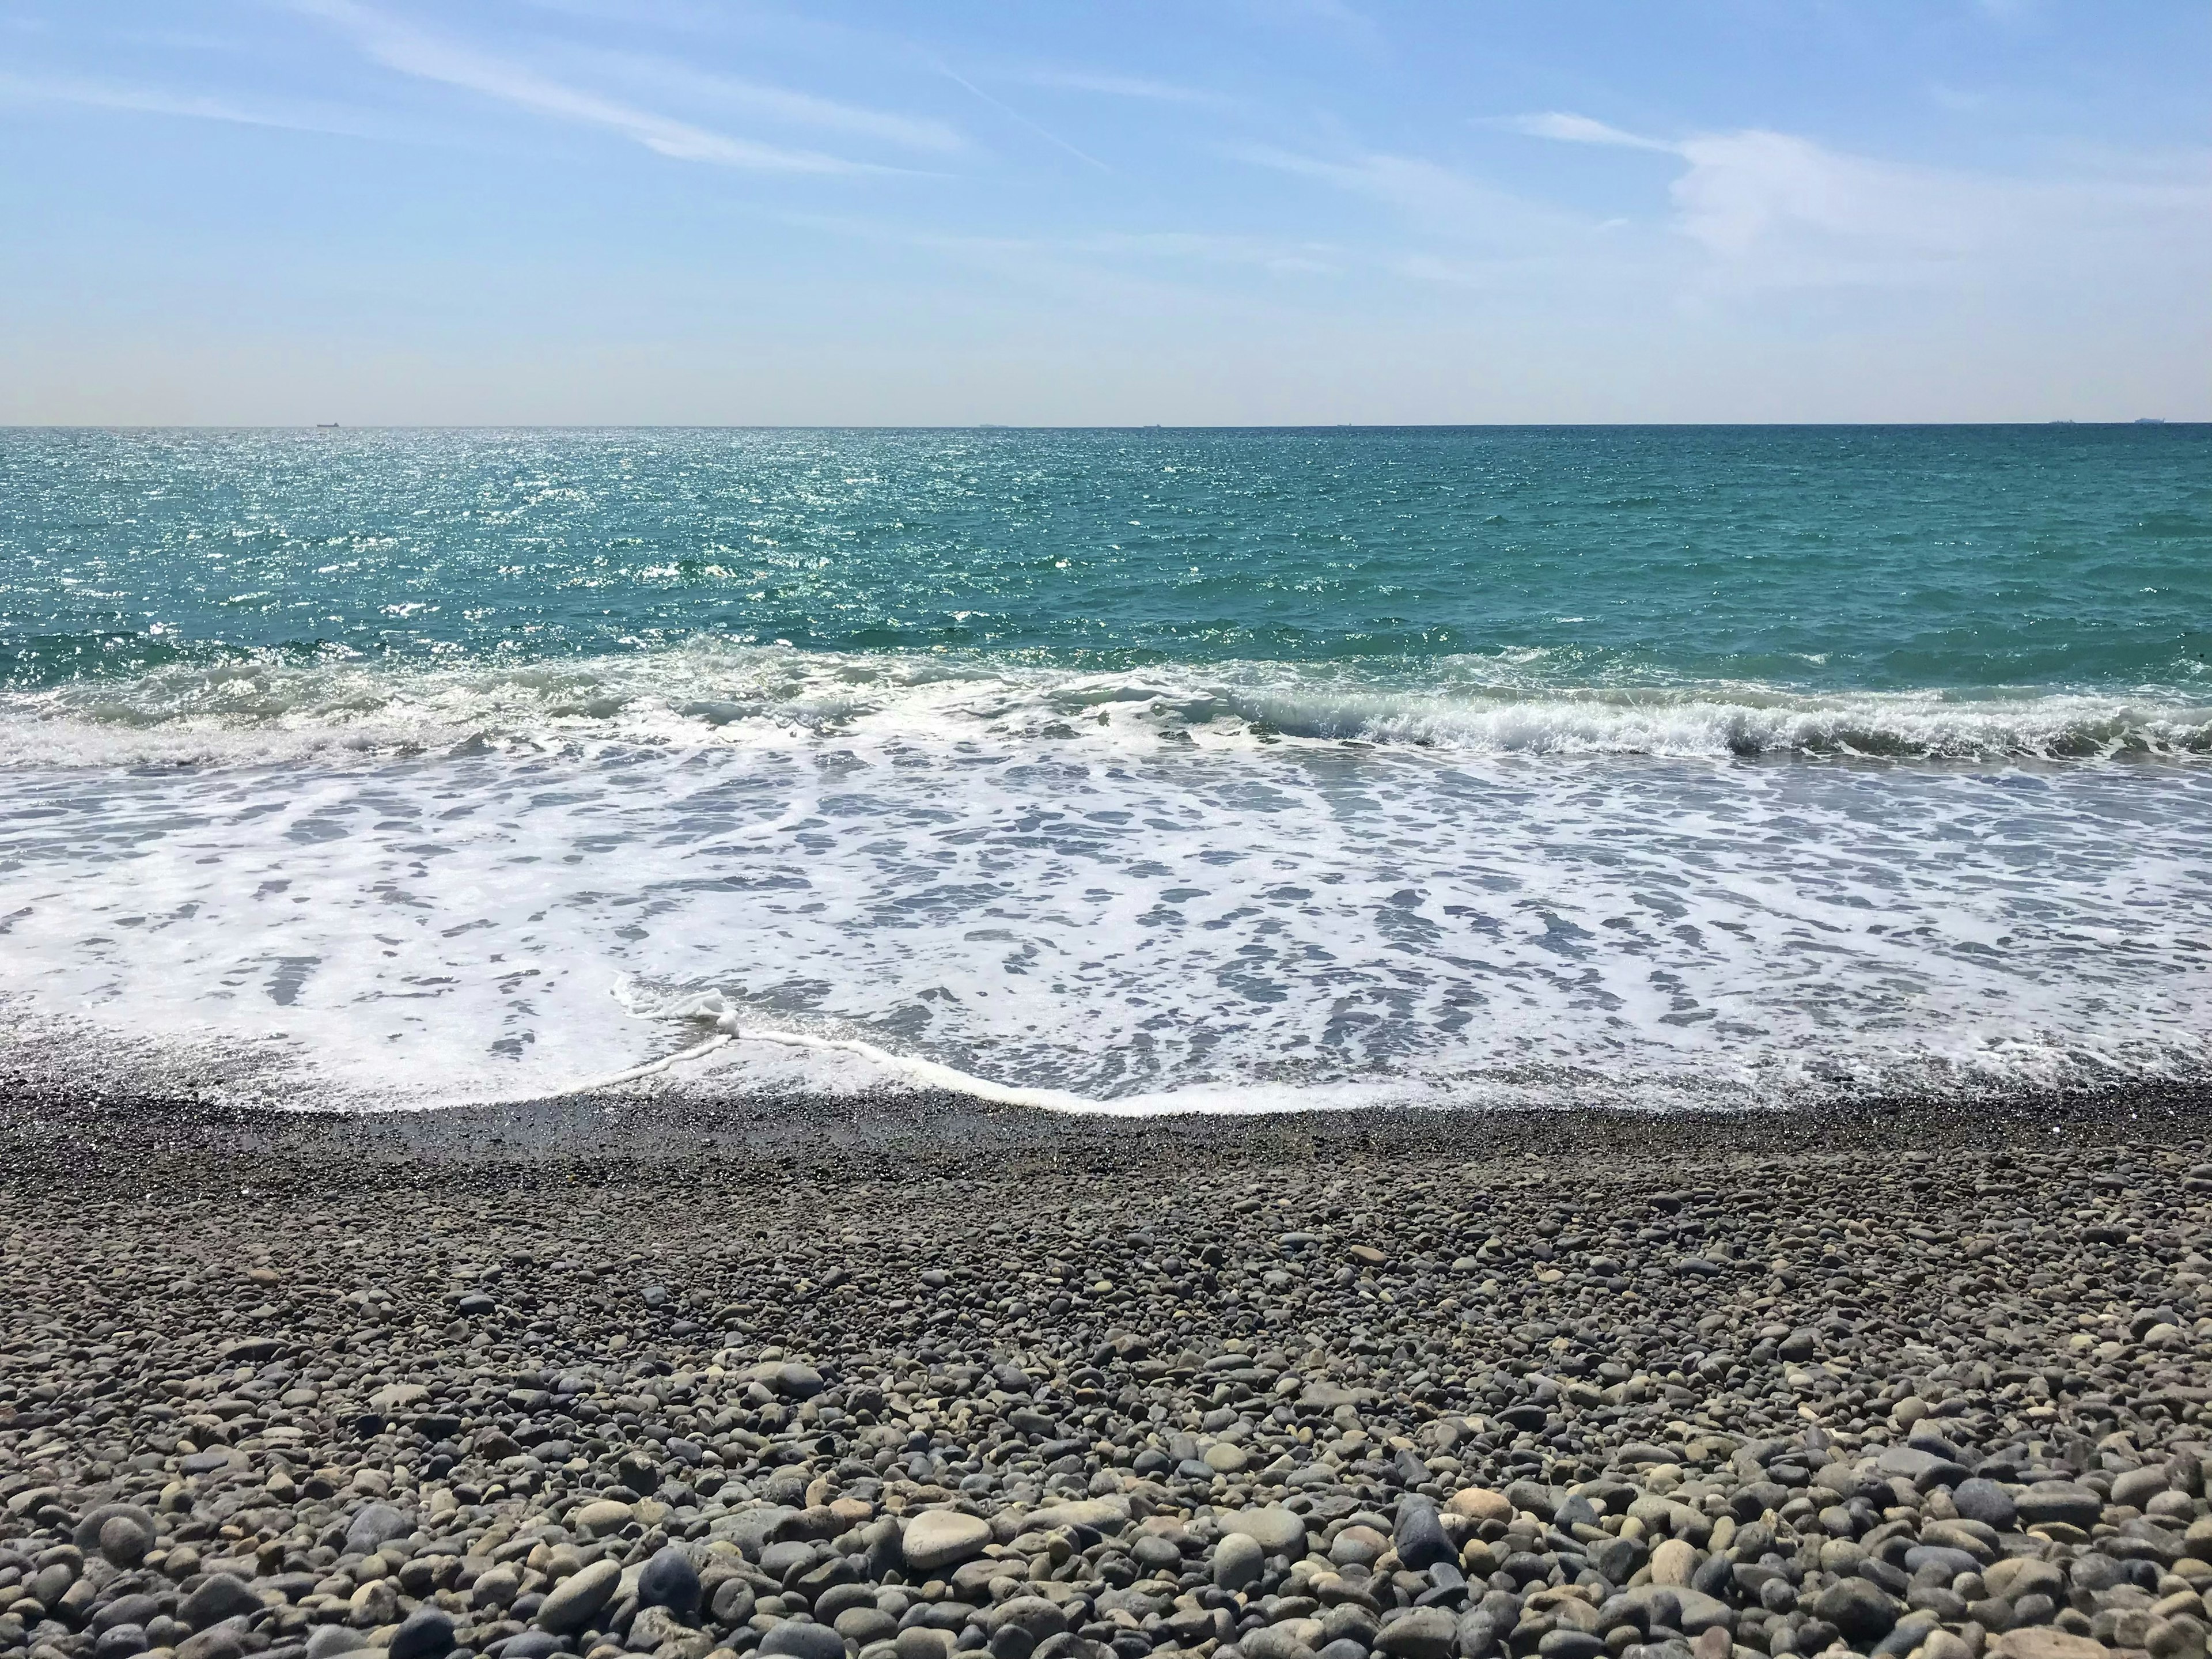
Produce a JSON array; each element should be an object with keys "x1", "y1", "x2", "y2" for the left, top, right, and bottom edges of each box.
[{"x1": 2, "y1": 425, "x2": 2208, "y2": 1113}]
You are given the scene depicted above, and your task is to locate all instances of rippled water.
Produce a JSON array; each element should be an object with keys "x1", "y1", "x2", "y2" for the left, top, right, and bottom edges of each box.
[{"x1": 2, "y1": 426, "x2": 2207, "y2": 1110}]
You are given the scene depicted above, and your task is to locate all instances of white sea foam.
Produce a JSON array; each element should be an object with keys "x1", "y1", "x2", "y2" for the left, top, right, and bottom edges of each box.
[
  {"x1": 1, "y1": 711, "x2": 2207, "y2": 1114},
  {"x1": 2, "y1": 643, "x2": 2210, "y2": 769}
]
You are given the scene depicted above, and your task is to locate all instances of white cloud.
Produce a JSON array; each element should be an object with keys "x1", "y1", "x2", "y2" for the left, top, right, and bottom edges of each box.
[
  {"x1": 299, "y1": 0, "x2": 884, "y2": 173},
  {"x1": 1669, "y1": 129, "x2": 1979, "y2": 260},
  {"x1": 1507, "y1": 109, "x2": 2212, "y2": 291}
]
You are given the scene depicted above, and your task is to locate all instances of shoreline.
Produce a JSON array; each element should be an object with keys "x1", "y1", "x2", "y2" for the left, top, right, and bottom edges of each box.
[
  {"x1": 7, "y1": 1074, "x2": 2212, "y2": 1166},
  {"x1": 2, "y1": 1083, "x2": 2210, "y2": 1659}
]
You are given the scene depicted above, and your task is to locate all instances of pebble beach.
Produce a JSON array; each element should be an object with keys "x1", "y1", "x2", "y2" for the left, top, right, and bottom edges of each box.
[{"x1": 4, "y1": 1087, "x2": 2211, "y2": 1659}]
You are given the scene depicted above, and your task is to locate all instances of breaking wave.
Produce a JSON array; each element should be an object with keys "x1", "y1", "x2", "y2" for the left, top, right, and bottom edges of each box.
[{"x1": 3, "y1": 643, "x2": 2209, "y2": 768}]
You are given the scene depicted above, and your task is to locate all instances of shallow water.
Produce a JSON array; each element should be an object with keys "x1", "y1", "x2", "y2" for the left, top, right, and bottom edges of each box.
[{"x1": 2, "y1": 427, "x2": 2207, "y2": 1109}]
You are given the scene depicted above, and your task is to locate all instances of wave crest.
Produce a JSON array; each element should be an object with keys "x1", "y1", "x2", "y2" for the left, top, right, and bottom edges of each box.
[{"x1": 2, "y1": 643, "x2": 2208, "y2": 767}]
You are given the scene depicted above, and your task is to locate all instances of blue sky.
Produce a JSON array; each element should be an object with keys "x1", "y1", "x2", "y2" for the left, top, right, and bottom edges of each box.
[{"x1": 3, "y1": 0, "x2": 2207, "y2": 423}]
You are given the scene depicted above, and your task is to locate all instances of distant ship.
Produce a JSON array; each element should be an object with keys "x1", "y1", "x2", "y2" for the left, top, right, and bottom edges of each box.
[
  {"x1": 2134, "y1": 418, "x2": 2168, "y2": 425},
  {"x1": 316, "y1": 422, "x2": 340, "y2": 429}
]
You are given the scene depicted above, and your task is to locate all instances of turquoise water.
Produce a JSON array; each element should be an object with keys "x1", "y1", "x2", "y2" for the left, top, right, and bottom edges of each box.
[
  {"x1": 1, "y1": 427, "x2": 2208, "y2": 1110},
  {"x1": 6, "y1": 425, "x2": 2209, "y2": 703}
]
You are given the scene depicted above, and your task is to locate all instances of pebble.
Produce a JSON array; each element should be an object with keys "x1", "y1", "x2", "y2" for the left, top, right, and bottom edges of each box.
[
  {"x1": 535, "y1": 1557, "x2": 621, "y2": 1634},
  {"x1": 387, "y1": 1608, "x2": 457, "y2": 1659},
  {"x1": 4, "y1": 1094, "x2": 2212, "y2": 1659},
  {"x1": 902, "y1": 1509, "x2": 993, "y2": 1573},
  {"x1": 636, "y1": 1543, "x2": 702, "y2": 1615},
  {"x1": 179, "y1": 1574, "x2": 260, "y2": 1631},
  {"x1": 760, "y1": 1622, "x2": 849, "y2": 1659}
]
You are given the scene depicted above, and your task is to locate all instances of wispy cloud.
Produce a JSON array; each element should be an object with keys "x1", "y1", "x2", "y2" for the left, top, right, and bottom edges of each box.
[
  {"x1": 1013, "y1": 68, "x2": 1226, "y2": 107},
  {"x1": 0, "y1": 70, "x2": 366, "y2": 137},
  {"x1": 931, "y1": 61, "x2": 1113, "y2": 173},
  {"x1": 783, "y1": 212, "x2": 1343, "y2": 288},
  {"x1": 1239, "y1": 0, "x2": 1382, "y2": 46},
  {"x1": 1230, "y1": 142, "x2": 1586, "y2": 248},
  {"x1": 1490, "y1": 111, "x2": 1674, "y2": 153},
  {"x1": 299, "y1": 0, "x2": 886, "y2": 173},
  {"x1": 1927, "y1": 82, "x2": 1994, "y2": 114},
  {"x1": 586, "y1": 54, "x2": 965, "y2": 153}
]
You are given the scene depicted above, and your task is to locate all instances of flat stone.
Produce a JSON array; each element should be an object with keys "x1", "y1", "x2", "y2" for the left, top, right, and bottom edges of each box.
[
  {"x1": 1025, "y1": 1498, "x2": 1130, "y2": 1533},
  {"x1": 343, "y1": 1502, "x2": 414, "y2": 1556},
  {"x1": 1815, "y1": 1578, "x2": 1903, "y2": 1640},
  {"x1": 571, "y1": 1498, "x2": 634, "y2": 1539},
  {"x1": 1374, "y1": 1608, "x2": 1458, "y2": 1659},
  {"x1": 750, "y1": 1362, "x2": 827, "y2": 1401},
  {"x1": 1612, "y1": 1586, "x2": 1734, "y2": 1636},
  {"x1": 758, "y1": 1620, "x2": 847, "y2": 1659},
  {"x1": 1445, "y1": 1488, "x2": 1513, "y2": 1524},
  {"x1": 1919, "y1": 1520, "x2": 1998, "y2": 1563},
  {"x1": 1878, "y1": 1446, "x2": 1969, "y2": 1490},
  {"x1": 983, "y1": 1597, "x2": 1070, "y2": 1641},
  {"x1": 1244, "y1": 1628, "x2": 1319, "y2": 1659},
  {"x1": 305, "y1": 1630, "x2": 366, "y2": 1659},
  {"x1": 176, "y1": 1617, "x2": 251, "y2": 1659},
  {"x1": 2016, "y1": 1485, "x2": 2104, "y2": 1532},
  {"x1": 1991, "y1": 1633, "x2": 2113, "y2": 1659},
  {"x1": 1220, "y1": 1505, "x2": 1308, "y2": 1555},
  {"x1": 181, "y1": 1575, "x2": 262, "y2": 1632},
  {"x1": 904, "y1": 1509, "x2": 993, "y2": 1573},
  {"x1": 1953, "y1": 1480, "x2": 2018, "y2": 1531},
  {"x1": 1904, "y1": 1547, "x2": 1984, "y2": 1582},
  {"x1": 835, "y1": 1607, "x2": 900, "y2": 1645},
  {"x1": 1984, "y1": 1560, "x2": 2065, "y2": 1604},
  {"x1": 95, "y1": 1596, "x2": 162, "y2": 1635},
  {"x1": 536, "y1": 1558, "x2": 622, "y2": 1635}
]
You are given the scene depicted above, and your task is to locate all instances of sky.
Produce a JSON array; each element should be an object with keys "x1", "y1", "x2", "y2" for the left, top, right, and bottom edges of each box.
[{"x1": 2, "y1": 0, "x2": 2209, "y2": 425}]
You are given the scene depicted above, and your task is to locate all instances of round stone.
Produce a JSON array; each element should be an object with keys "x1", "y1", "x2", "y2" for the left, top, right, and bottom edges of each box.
[
  {"x1": 99, "y1": 1514, "x2": 153, "y2": 1568},
  {"x1": 388, "y1": 1609, "x2": 457, "y2": 1659},
  {"x1": 637, "y1": 1547, "x2": 702, "y2": 1617},
  {"x1": 1214, "y1": 1531, "x2": 1265, "y2": 1593}
]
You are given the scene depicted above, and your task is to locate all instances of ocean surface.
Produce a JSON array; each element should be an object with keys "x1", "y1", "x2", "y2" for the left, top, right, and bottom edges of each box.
[{"x1": 2, "y1": 425, "x2": 2208, "y2": 1112}]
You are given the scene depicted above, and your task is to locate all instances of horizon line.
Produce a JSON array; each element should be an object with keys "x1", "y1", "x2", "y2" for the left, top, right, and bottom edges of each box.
[{"x1": 0, "y1": 419, "x2": 2199, "y2": 433}]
